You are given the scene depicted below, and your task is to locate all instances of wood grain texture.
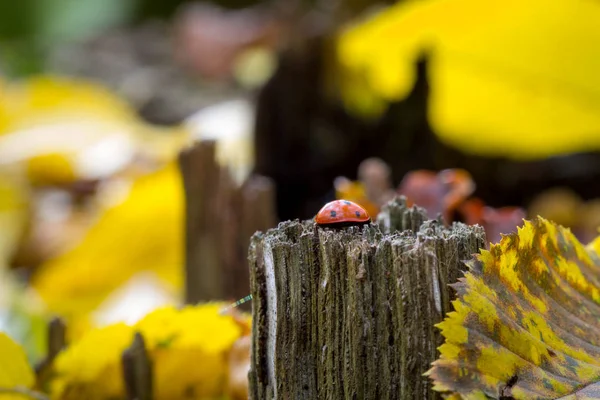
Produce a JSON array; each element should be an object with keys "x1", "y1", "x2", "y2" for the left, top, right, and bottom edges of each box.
[{"x1": 248, "y1": 197, "x2": 485, "y2": 399}]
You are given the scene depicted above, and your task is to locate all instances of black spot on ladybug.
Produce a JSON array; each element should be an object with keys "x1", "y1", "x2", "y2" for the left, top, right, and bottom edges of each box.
[
  {"x1": 330, "y1": 210, "x2": 337, "y2": 217},
  {"x1": 355, "y1": 211, "x2": 361, "y2": 218},
  {"x1": 343, "y1": 200, "x2": 351, "y2": 205}
]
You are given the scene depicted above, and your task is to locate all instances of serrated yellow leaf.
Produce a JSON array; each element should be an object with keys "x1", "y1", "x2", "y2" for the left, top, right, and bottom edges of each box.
[{"x1": 429, "y1": 217, "x2": 600, "y2": 399}]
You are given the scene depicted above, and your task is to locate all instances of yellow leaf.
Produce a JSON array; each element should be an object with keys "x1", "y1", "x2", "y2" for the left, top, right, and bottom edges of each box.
[
  {"x1": 48, "y1": 303, "x2": 250, "y2": 400},
  {"x1": 136, "y1": 303, "x2": 245, "y2": 400},
  {"x1": 31, "y1": 162, "x2": 184, "y2": 327},
  {"x1": 0, "y1": 75, "x2": 192, "y2": 183},
  {"x1": 25, "y1": 153, "x2": 76, "y2": 186},
  {"x1": 0, "y1": 332, "x2": 35, "y2": 399},
  {"x1": 428, "y1": 218, "x2": 600, "y2": 399},
  {"x1": 336, "y1": 0, "x2": 600, "y2": 159},
  {"x1": 0, "y1": 75, "x2": 137, "y2": 133},
  {"x1": 50, "y1": 323, "x2": 134, "y2": 400},
  {"x1": 0, "y1": 170, "x2": 29, "y2": 266}
]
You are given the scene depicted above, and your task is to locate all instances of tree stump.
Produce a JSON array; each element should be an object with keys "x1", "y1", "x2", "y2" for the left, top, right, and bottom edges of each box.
[{"x1": 248, "y1": 197, "x2": 485, "y2": 399}]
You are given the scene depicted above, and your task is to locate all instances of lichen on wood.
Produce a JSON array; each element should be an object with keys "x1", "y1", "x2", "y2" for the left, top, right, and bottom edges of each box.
[{"x1": 248, "y1": 197, "x2": 485, "y2": 399}]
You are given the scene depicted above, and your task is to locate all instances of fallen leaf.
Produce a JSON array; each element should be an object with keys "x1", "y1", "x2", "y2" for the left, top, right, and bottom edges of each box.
[
  {"x1": 50, "y1": 323, "x2": 134, "y2": 400},
  {"x1": 479, "y1": 205, "x2": 526, "y2": 245},
  {"x1": 398, "y1": 168, "x2": 475, "y2": 222},
  {"x1": 337, "y1": 0, "x2": 600, "y2": 159},
  {"x1": 0, "y1": 332, "x2": 35, "y2": 399},
  {"x1": 460, "y1": 198, "x2": 527, "y2": 244},
  {"x1": 49, "y1": 303, "x2": 250, "y2": 400},
  {"x1": 428, "y1": 217, "x2": 600, "y2": 399},
  {"x1": 31, "y1": 162, "x2": 184, "y2": 327},
  {"x1": 0, "y1": 75, "x2": 192, "y2": 183}
]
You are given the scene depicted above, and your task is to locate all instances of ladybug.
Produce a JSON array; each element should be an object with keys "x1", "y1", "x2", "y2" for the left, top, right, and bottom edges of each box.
[{"x1": 315, "y1": 200, "x2": 371, "y2": 227}]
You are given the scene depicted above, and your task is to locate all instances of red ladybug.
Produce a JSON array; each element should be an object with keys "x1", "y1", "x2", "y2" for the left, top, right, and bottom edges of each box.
[{"x1": 315, "y1": 200, "x2": 371, "y2": 227}]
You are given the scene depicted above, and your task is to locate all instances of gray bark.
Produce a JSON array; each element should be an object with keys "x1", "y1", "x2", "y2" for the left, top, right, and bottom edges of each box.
[{"x1": 248, "y1": 196, "x2": 485, "y2": 399}]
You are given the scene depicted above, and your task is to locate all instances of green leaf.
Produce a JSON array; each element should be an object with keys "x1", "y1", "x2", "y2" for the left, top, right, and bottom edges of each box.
[{"x1": 427, "y1": 217, "x2": 600, "y2": 399}]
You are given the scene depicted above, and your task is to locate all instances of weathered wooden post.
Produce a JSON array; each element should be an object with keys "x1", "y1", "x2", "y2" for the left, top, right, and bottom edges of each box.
[
  {"x1": 248, "y1": 197, "x2": 485, "y2": 399},
  {"x1": 179, "y1": 141, "x2": 221, "y2": 302},
  {"x1": 179, "y1": 140, "x2": 277, "y2": 304},
  {"x1": 122, "y1": 332, "x2": 153, "y2": 400},
  {"x1": 35, "y1": 317, "x2": 67, "y2": 384}
]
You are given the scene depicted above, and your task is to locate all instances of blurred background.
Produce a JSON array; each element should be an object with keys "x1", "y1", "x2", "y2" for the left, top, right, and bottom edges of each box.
[{"x1": 1, "y1": 0, "x2": 600, "y2": 373}]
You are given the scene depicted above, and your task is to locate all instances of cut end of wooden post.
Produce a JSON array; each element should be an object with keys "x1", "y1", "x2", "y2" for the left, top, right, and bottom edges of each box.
[{"x1": 376, "y1": 195, "x2": 429, "y2": 234}]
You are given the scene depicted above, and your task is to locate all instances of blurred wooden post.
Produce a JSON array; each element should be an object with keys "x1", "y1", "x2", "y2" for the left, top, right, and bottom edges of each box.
[
  {"x1": 248, "y1": 197, "x2": 485, "y2": 399},
  {"x1": 227, "y1": 175, "x2": 277, "y2": 299},
  {"x1": 122, "y1": 332, "x2": 152, "y2": 400},
  {"x1": 179, "y1": 140, "x2": 277, "y2": 304},
  {"x1": 35, "y1": 317, "x2": 67, "y2": 379},
  {"x1": 45, "y1": 317, "x2": 66, "y2": 360},
  {"x1": 179, "y1": 140, "x2": 224, "y2": 302}
]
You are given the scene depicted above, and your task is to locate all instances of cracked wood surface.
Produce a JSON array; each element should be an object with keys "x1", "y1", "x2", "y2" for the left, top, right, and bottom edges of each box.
[{"x1": 248, "y1": 197, "x2": 485, "y2": 399}]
